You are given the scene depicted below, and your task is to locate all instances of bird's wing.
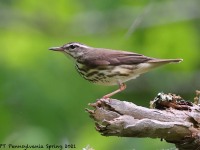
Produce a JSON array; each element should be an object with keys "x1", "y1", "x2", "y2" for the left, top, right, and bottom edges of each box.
[{"x1": 78, "y1": 48, "x2": 153, "y2": 66}]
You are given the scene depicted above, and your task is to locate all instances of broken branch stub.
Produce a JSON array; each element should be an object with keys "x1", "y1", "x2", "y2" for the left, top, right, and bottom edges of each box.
[{"x1": 86, "y1": 92, "x2": 200, "y2": 150}]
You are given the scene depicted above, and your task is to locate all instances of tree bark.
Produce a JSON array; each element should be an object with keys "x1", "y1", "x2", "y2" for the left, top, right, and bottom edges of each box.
[{"x1": 86, "y1": 91, "x2": 200, "y2": 150}]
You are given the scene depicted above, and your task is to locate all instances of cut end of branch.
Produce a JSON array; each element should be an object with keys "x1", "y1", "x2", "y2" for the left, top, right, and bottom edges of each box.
[{"x1": 86, "y1": 91, "x2": 200, "y2": 150}]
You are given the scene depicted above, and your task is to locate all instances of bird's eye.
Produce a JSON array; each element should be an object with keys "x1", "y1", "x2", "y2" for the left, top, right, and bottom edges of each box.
[{"x1": 69, "y1": 44, "x2": 76, "y2": 49}]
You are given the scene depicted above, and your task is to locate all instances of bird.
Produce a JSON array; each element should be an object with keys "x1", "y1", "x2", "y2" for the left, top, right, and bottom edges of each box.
[{"x1": 49, "y1": 42, "x2": 182, "y2": 98}]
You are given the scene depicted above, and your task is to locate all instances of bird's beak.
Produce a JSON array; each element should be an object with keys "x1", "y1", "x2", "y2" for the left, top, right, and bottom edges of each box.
[{"x1": 49, "y1": 46, "x2": 64, "y2": 51}]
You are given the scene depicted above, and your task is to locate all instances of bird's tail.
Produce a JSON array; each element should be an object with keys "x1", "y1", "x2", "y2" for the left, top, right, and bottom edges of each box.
[
  {"x1": 149, "y1": 58, "x2": 183, "y2": 63},
  {"x1": 135, "y1": 58, "x2": 183, "y2": 75}
]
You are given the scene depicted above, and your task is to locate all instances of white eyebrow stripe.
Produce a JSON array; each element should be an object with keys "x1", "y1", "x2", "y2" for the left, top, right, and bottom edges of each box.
[{"x1": 65, "y1": 43, "x2": 90, "y2": 49}]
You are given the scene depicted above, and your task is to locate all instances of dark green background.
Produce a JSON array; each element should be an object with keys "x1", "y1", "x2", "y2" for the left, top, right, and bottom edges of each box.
[{"x1": 1, "y1": 0, "x2": 200, "y2": 149}]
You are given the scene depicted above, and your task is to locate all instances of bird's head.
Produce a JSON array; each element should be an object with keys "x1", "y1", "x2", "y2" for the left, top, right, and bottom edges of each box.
[{"x1": 49, "y1": 42, "x2": 90, "y2": 59}]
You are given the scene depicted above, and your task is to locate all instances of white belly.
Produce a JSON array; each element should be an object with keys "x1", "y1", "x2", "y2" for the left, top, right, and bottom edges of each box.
[{"x1": 76, "y1": 63, "x2": 155, "y2": 86}]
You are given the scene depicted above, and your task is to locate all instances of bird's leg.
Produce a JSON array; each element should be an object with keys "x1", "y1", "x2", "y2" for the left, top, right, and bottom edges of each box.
[{"x1": 102, "y1": 82, "x2": 126, "y2": 99}]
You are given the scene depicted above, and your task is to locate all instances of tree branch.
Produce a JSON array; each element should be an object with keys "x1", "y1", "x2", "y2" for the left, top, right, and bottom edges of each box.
[{"x1": 86, "y1": 91, "x2": 200, "y2": 150}]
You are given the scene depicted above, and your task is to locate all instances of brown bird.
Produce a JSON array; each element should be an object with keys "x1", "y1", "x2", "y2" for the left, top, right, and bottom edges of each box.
[{"x1": 49, "y1": 42, "x2": 182, "y2": 98}]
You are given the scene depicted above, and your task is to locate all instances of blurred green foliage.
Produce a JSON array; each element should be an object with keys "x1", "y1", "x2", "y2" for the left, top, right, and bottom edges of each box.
[{"x1": 0, "y1": 0, "x2": 200, "y2": 149}]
